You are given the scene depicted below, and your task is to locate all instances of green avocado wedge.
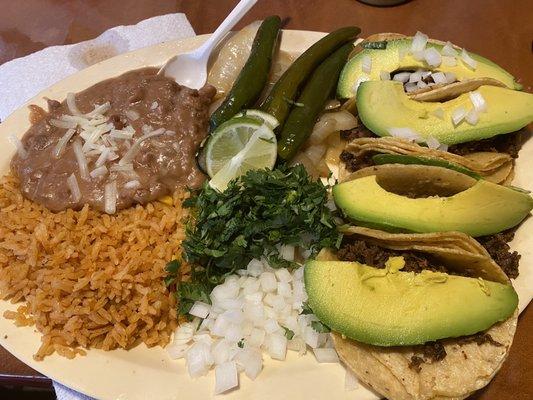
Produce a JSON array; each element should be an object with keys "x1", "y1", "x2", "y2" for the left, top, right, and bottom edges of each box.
[
  {"x1": 337, "y1": 38, "x2": 521, "y2": 98},
  {"x1": 305, "y1": 258, "x2": 518, "y2": 346},
  {"x1": 372, "y1": 154, "x2": 481, "y2": 179},
  {"x1": 357, "y1": 81, "x2": 533, "y2": 145},
  {"x1": 333, "y1": 174, "x2": 533, "y2": 237}
]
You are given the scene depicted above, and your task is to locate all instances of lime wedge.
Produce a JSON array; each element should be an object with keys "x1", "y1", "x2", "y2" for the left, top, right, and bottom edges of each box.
[
  {"x1": 234, "y1": 109, "x2": 279, "y2": 129},
  {"x1": 206, "y1": 117, "x2": 277, "y2": 191}
]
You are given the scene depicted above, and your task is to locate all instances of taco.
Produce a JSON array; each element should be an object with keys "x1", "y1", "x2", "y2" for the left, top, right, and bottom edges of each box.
[
  {"x1": 333, "y1": 32, "x2": 532, "y2": 186},
  {"x1": 333, "y1": 164, "x2": 533, "y2": 238},
  {"x1": 338, "y1": 136, "x2": 514, "y2": 184},
  {"x1": 305, "y1": 226, "x2": 519, "y2": 400}
]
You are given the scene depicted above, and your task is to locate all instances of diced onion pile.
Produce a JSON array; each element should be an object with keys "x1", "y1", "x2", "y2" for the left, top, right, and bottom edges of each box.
[
  {"x1": 166, "y1": 258, "x2": 340, "y2": 394},
  {"x1": 387, "y1": 127, "x2": 448, "y2": 152},
  {"x1": 391, "y1": 68, "x2": 457, "y2": 93},
  {"x1": 401, "y1": 31, "x2": 477, "y2": 71}
]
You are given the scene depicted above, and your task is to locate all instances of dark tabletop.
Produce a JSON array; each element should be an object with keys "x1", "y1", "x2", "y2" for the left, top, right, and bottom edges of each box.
[{"x1": 0, "y1": 1, "x2": 532, "y2": 399}]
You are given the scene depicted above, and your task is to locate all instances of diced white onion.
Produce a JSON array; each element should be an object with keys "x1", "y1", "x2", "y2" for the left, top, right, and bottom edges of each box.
[
  {"x1": 392, "y1": 72, "x2": 411, "y2": 83},
  {"x1": 214, "y1": 361, "x2": 238, "y2": 394},
  {"x1": 465, "y1": 109, "x2": 479, "y2": 125},
  {"x1": 125, "y1": 109, "x2": 140, "y2": 121},
  {"x1": 278, "y1": 245, "x2": 295, "y2": 262},
  {"x1": 361, "y1": 55, "x2": 372, "y2": 74},
  {"x1": 380, "y1": 70, "x2": 391, "y2": 81},
  {"x1": 451, "y1": 106, "x2": 468, "y2": 125},
  {"x1": 124, "y1": 180, "x2": 141, "y2": 189},
  {"x1": 72, "y1": 139, "x2": 89, "y2": 180},
  {"x1": 190, "y1": 301, "x2": 211, "y2": 319},
  {"x1": 425, "y1": 136, "x2": 441, "y2": 150},
  {"x1": 89, "y1": 165, "x2": 108, "y2": 178},
  {"x1": 411, "y1": 31, "x2": 428, "y2": 52},
  {"x1": 424, "y1": 47, "x2": 442, "y2": 67},
  {"x1": 150, "y1": 101, "x2": 159, "y2": 110},
  {"x1": 441, "y1": 41, "x2": 458, "y2": 57},
  {"x1": 431, "y1": 72, "x2": 447, "y2": 85},
  {"x1": 66, "y1": 173, "x2": 82, "y2": 203},
  {"x1": 313, "y1": 348, "x2": 339, "y2": 363},
  {"x1": 409, "y1": 70, "x2": 423, "y2": 83},
  {"x1": 351, "y1": 76, "x2": 369, "y2": 95},
  {"x1": 267, "y1": 333, "x2": 287, "y2": 361},
  {"x1": 404, "y1": 82, "x2": 418, "y2": 93},
  {"x1": 104, "y1": 180, "x2": 117, "y2": 214},
  {"x1": 8, "y1": 134, "x2": 28, "y2": 159},
  {"x1": 417, "y1": 80, "x2": 428, "y2": 89},
  {"x1": 461, "y1": 48, "x2": 477, "y2": 69},
  {"x1": 66, "y1": 93, "x2": 82, "y2": 115},
  {"x1": 445, "y1": 72, "x2": 457, "y2": 84},
  {"x1": 387, "y1": 127, "x2": 422, "y2": 142},
  {"x1": 119, "y1": 128, "x2": 165, "y2": 165},
  {"x1": 469, "y1": 91, "x2": 487, "y2": 113}
]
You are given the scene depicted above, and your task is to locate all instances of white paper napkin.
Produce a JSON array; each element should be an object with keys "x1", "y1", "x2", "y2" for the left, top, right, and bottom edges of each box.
[
  {"x1": 0, "y1": 12, "x2": 196, "y2": 400},
  {"x1": 0, "y1": 12, "x2": 195, "y2": 122}
]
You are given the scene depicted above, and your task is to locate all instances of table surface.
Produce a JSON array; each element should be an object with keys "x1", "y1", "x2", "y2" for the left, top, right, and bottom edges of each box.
[{"x1": 0, "y1": 0, "x2": 532, "y2": 399}]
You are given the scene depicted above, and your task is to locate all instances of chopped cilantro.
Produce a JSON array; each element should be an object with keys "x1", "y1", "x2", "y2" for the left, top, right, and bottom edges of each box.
[
  {"x1": 281, "y1": 326, "x2": 295, "y2": 340},
  {"x1": 168, "y1": 165, "x2": 341, "y2": 317},
  {"x1": 182, "y1": 165, "x2": 341, "y2": 281},
  {"x1": 311, "y1": 320, "x2": 331, "y2": 333},
  {"x1": 238, "y1": 338, "x2": 245, "y2": 348}
]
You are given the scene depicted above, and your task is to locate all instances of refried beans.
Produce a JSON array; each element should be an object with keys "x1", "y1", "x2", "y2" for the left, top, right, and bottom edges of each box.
[{"x1": 11, "y1": 67, "x2": 216, "y2": 213}]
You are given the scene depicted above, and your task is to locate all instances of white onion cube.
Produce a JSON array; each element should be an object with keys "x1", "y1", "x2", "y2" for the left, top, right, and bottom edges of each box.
[
  {"x1": 267, "y1": 333, "x2": 288, "y2": 360},
  {"x1": 235, "y1": 349, "x2": 263, "y2": 380},
  {"x1": 189, "y1": 301, "x2": 211, "y2": 319},
  {"x1": 214, "y1": 361, "x2": 239, "y2": 394},
  {"x1": 249, "y1": 328, "x2": 266, "y2": 348},
  {"x1": 246, "y1": 259, "x2": 264, "y2": 277},
  {"x1": 259, "y1": 272, "x2": 277, "y2": 292},
  {"x1": 274, "y1": 268, "x2": 292, "y2": 283}
]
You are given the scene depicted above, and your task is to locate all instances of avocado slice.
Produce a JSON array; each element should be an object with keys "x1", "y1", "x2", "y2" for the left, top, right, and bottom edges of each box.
[
  {"x1": 305, "y1": 258, "x2": 518, "y2": 346},
  {"x1": 372, "y1": 154, "x2": 481, "y2": 179},
  {"x1": 333, "y1": 175, "x2": 533, "y2": 237},
  {"x1": 357, "y1": 81, "x2": 533, "y2": 145},
  {"x1": 337, "y1": 38, "x2": 521, "y2": 98}
]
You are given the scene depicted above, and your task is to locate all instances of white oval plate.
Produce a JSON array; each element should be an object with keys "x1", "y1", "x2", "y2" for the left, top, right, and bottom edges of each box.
[{"x1": 0, "y1": 30, "x2": 531, "y2": 400}]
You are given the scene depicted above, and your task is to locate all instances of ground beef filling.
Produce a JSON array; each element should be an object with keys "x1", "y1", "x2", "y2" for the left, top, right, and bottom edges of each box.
[
  {"x1": 337, "y1": 238, "x2": 470, "y2": 276},
  {"x1": 477, "y1": 228, "x2": 520, "y2": 278},
  {"x1": 340, "y1": 125, "x2": 524, "y2": 174},
  {"x1": 448, "y1": 130, "x2": 525, "y2": 159},
  {"x1": 338, "y1": 237, "x2": 503, "y2": 372}
]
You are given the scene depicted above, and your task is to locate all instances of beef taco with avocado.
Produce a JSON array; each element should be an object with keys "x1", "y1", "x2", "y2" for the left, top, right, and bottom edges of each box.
[
  {"x1": 304, "y1": 226, "x2": 519, "y2": 400},
  {"x1": 334, "y1": 32, "x2": 533, "y2": 191}
]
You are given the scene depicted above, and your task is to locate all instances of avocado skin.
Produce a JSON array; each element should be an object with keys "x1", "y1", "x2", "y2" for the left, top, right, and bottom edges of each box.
[
  {"x1": 304, "y1": 260, "x2": 518, "y2": 346},
  {"x1": 332, "y1": 176, "x2": 533, "y2": 237},
  {"x1": 337, "y1": 38, "x2": 521, "y2": 98},
  {"x1": 372, "y1": 154, "x2": 481, "y2": 179},
  {"x1": 356, "y1": 81, "x2": 533, "y2": 145}
]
